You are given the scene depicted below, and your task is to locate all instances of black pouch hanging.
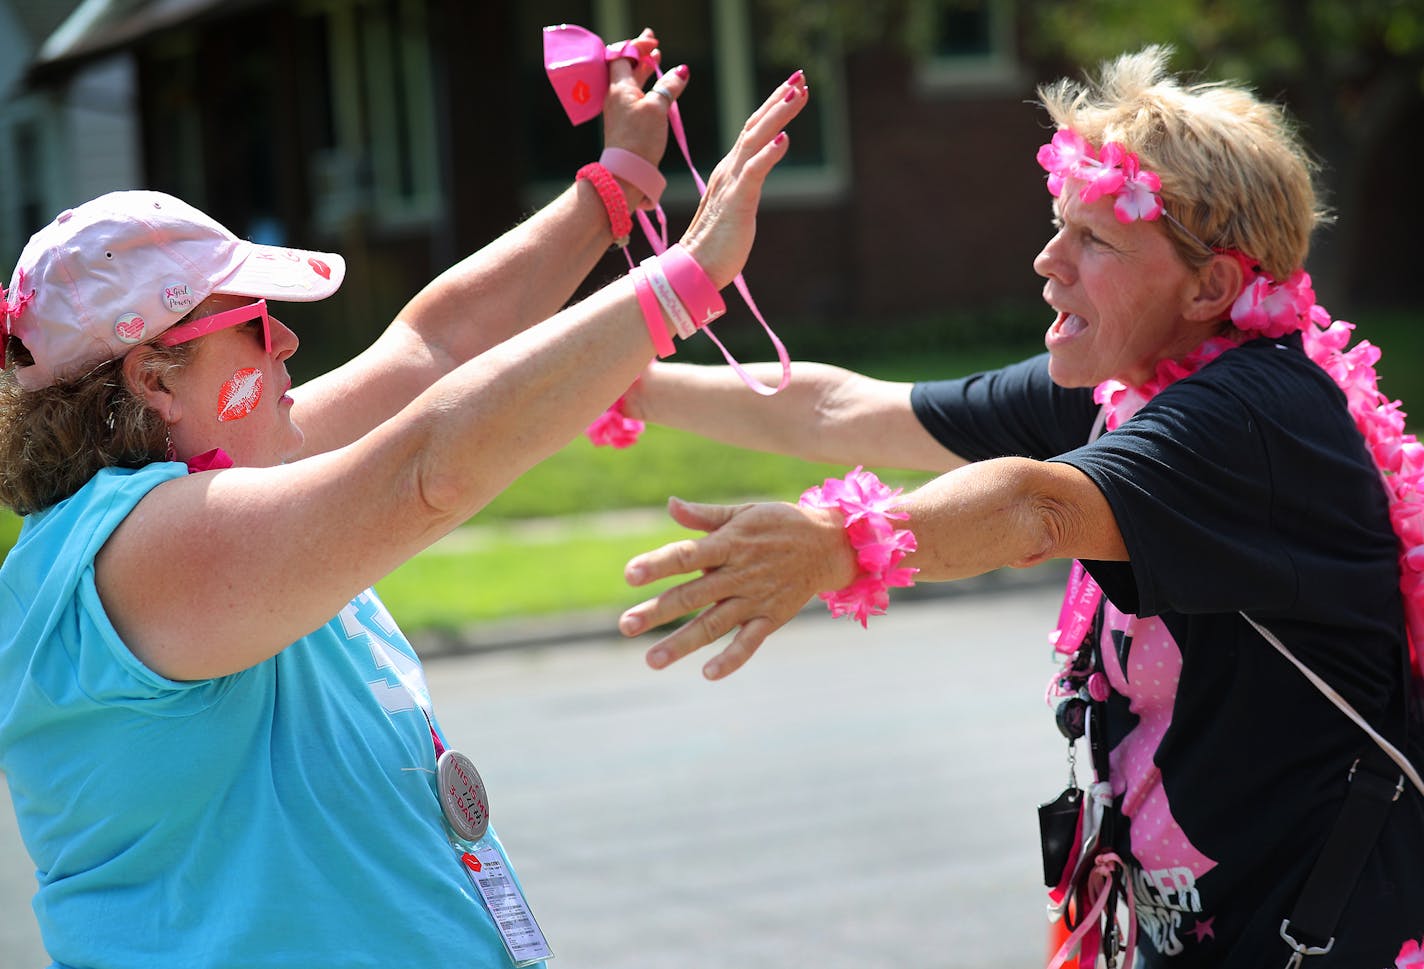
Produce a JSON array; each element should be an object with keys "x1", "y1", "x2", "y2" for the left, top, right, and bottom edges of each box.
[{"x1": 1038, "y1": 785, "x2": 1085, "y2": 888}]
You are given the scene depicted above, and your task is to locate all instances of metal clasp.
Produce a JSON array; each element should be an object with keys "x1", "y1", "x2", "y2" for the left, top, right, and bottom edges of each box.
[
  {"x1": 1346, "y1": 757, "x2": 1405, "y2": 801},
  {"x1": 1279, "y1": 919, "x2": 1334, "y2": 968}
]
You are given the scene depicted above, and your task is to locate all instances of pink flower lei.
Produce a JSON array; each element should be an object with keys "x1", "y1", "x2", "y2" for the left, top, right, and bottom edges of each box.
[
  {"x1": 1039, "y1": 128, "x2": 1424, "y2": 686},
  {"x1": 799, "y1": 466, "x2": 919, "y2": 627}
]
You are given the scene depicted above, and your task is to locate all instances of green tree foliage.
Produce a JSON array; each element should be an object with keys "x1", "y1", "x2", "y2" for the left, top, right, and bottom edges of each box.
[
  {"x1": 759, "y1": 0, "x2": 1424, "y2": 303},
  {"x1": 1020, "y1": 0, "x2": 1424, "y2": 300}
]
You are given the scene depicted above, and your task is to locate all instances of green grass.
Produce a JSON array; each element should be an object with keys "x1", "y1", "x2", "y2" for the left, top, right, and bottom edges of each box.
[{"x1": 372, "y1": 517, "x2": 698, "y2": 631}]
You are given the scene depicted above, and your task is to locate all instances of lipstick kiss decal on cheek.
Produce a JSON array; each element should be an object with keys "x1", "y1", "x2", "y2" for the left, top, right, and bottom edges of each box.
[{"x1": 217, "y1": 368, "x2": 264, "y2": 422}]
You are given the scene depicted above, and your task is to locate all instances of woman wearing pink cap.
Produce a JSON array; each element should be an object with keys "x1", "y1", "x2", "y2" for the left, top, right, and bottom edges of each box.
[
  {"x1": 616, "y1": 47, "x2": 1424, "y2": 966},
  {"x1": 0, "y1": 28, "x2": 810, "y2": 969}
]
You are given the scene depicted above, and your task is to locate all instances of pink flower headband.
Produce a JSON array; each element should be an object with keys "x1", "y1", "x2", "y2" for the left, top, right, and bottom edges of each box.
[
  {"x1": 1037, "y1": 130, "x2": 1164, "y2": 224},
  {"x1": 1039, "y1": 129, "x2": 1424, "y2": 686},
  {"x1": 1038, "y1": 129, "x2": 1315, "y2": 341}
]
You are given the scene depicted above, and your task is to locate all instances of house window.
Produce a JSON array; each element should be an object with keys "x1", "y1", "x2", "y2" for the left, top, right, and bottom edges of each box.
[
  {"x1": 522, "y1": 0, "x2": 847, "y2": 206},
  {"x1": 305, "y1": 0, "x2": 441, "y2": 230},
  {"x1": 914, "y1": 0, "x2": 1020, "y2": 92}
]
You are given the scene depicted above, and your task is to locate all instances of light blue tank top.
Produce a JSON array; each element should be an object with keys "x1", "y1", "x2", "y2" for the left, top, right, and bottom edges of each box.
[{"x1": 0, "y1": 463, "x2": 543, "y2": 968}]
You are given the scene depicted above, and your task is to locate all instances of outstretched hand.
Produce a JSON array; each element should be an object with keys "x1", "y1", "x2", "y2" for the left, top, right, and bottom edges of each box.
[
  {"x1": 620, "y1": 495, "x2": 856, "y2": 680},
  {"x1": 678, "y1": 71, "x2": 810, "y2": 288}
]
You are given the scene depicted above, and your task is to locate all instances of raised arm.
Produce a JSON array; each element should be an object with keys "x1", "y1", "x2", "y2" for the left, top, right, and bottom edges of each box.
[
  {"x1": 96, "y1": 74, "x2": 812, "y2": 682},
  {"x1": 627, "y1": 359, "x2": 967, "y2": 471},
  {"x1": 291, "y1": 30, "x2": 677, "y2": 456},
  {"x1": 619, "y1": 454, "x2": 1124, "y2": 679}
]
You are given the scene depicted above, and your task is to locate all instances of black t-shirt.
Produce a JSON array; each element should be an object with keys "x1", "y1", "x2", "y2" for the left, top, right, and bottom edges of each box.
[{"x1": 911, "y1": 339, "x2": 1424, "y2": 967}]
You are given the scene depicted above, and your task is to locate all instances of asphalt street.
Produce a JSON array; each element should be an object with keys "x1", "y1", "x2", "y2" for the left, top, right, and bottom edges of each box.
[{"x1": 1, "y1": 577, "x2": 1070, "y2": 969}]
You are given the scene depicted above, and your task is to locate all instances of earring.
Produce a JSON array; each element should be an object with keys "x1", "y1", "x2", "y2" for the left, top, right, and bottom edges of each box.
[{"x1": 165, "y1": 428, "x2": 177, "y2": 462}]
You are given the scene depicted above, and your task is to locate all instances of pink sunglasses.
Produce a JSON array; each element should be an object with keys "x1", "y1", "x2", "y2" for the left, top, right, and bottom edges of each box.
[{"x1": 160, "y1": 298, "x2": 272, "y2": 353}]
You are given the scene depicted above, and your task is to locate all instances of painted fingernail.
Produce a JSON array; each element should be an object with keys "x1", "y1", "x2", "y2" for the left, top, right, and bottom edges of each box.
[
  {"x1": 675, "y1": 64, "x2": 690, "y2": 79},
  {"x1": 783, "y1": 88, "x2": 797, "y2": 103},
  {"x1": 786, "y1": 69, "x2": 804, "y2": 86},
  {"x1": 774, "y1": 132, "x2": 787, "y2": 145}
]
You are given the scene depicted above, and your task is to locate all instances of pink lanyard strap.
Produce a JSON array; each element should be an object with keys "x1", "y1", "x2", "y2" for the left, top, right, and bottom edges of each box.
[
  {"x1": 623, "y1": 62, "x2": 791, "y2": 396},
  {"x1": 1050, "y1": 560, "x2": 1103, "y2": 657}
]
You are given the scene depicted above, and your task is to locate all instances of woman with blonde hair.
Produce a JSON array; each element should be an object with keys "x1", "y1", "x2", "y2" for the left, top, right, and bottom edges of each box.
[
  {"x1": 0, "y1": 30, "x2": 810, "y2": 968},
  {"x1": 617, "y1": 47, "x2": 1424, "y2": 965}
]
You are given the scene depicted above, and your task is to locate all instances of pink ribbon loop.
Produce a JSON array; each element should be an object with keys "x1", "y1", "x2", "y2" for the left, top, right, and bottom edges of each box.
[{"x1": 545, "y1": 23, "x2": 792, "y2": 400}]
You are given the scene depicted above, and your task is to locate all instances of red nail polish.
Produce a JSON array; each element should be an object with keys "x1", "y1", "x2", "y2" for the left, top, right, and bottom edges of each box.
[
  {"x1": 786, "y1": 69, "x2": 804, "y2": 86},
  {"x1": 675, "y1": 64, "x2": 690, "y2": 79},
  {"x1": 783, "y1": 89, "x2": 796, "y2": 103},
  {"x1": 774, "y1": 132, "x2": 787, "y2": 145}
]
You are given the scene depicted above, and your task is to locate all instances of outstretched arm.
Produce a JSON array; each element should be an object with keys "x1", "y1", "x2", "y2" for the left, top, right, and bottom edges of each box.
[
  {"x1": 625, "y1": 360, "x2": 967, "y2": 471},
  {"x1": 98, "y1": 74, "x2": 812, "y2": 682},
  {"x1": 619, "y1": 456, "x2": 1124, "y2": 679}
]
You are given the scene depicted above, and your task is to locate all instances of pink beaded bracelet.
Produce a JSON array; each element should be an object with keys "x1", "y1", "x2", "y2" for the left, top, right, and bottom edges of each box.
[
  {"x1": 576, "y1": 162, "x2": 632, "y2": 248},
  {"x1": 798, "y1": 467, "x2": 918, "y2": 627}
]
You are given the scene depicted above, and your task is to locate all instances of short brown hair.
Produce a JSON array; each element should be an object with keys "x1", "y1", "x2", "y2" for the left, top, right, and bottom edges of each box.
[
  {"x1": 0, "y1": 338, "x2": 193, "y2": 515},
  {"x1": 1037, "y1": 46, "x2": 1327, "y2": 278}
]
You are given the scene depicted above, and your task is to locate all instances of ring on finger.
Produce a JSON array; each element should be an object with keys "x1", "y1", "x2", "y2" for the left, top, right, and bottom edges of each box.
[{"x1": 650, "y1": 82, "x2": 674, "y2": 102}]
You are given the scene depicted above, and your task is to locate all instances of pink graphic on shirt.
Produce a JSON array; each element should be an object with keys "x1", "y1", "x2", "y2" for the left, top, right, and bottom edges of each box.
[
  {"x1": 1099, "y1": 601, "x2": 1217, "y2": 880},
  {"x1": 217, "y1": 367, "x2": 263, "y2": 422}
]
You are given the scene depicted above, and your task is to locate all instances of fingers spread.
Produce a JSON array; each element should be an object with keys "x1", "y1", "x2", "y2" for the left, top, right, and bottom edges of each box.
[
  {"x1": 703, "y1": 617, "x2": 775, "y2": 679},
  {"x1": 666, "y1": 495, "x2": 738, "y2": 532}
]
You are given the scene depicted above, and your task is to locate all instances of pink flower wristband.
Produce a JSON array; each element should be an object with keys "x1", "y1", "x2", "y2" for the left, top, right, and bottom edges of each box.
[{"x1": 798, "y1": 467, "x2": 918, "y2": 627}]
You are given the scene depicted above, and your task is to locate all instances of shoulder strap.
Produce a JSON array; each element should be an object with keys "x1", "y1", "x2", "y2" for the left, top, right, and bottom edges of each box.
[{"x1": 1240, "y1": 612, "x2": 1423, "y2": 796}]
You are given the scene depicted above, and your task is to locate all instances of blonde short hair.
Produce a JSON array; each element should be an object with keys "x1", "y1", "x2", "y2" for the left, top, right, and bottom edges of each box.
[{"x1": 1037, "y1": 46, "x2": 1326, "y2": 278}]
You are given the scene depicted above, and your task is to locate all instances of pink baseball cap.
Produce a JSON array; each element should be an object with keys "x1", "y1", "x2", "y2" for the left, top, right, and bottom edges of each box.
[{"x1": 2, "y1": 190, "x2": 345, "y2": 390}]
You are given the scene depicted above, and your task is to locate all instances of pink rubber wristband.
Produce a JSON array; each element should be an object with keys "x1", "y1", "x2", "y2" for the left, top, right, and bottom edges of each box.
[
  {"x1": 599, "y1": 147, "x2": 666, "y2": 211},
  {"x1": 641, "y1": 255, "x2": 697, "y2": 338},
  {"x1": 659, "y1": 244, "x2": 725, "y2": 330},
  {"x1": 631, "y1": 267, "x2": 675, "y2": 358},
  {"x1": 576, "y1": 162, "x2": 632, "y2": 248}
]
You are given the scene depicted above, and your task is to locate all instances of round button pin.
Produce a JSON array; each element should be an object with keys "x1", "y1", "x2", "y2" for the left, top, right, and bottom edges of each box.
[{"x1": 437, "y1": 749, "x2": 490, "y2": 843}]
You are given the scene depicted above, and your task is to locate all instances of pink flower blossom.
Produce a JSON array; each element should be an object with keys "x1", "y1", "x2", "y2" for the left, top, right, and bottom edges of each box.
[
  {"x1": 801, "y1": 467, "x2": 919, "y2": 627},
  {"x1": 1078, "y1": 143, "x2": 1128, "y2": 205},
  {"x1": 1037, "y1": 130, "x2": 1094, "y2": 197},
  {"x1": 1230, "y1": 269, "x2": 1315, "y2": 338},
  {"x1": 1397, "y1": 937, "x2": 1424, "y2": 968},
  {"x1": 1112, "y1": 155, "x2": 1163, "y2": 223},
  {"x1": 584, "y1": 397, "x2": 644, "y2": 448}
]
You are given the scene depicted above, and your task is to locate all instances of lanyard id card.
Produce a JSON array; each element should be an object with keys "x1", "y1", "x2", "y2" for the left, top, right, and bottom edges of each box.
[
  {"x1": 437, "y1": 747, "x2": 552, "y2": 966},
  {"x1": 459, "y1": 845, "x2": 553, "y2": 967}
]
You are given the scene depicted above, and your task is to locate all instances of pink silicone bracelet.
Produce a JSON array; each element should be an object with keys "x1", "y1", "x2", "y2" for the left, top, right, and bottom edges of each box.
[
  {"x1": 659, "y1": 244, "x2": 725, "y2": 330},
  {"x1": 599, "y1": 147, "x2": 666, "y2": 211},
  {"x1": 631, "y1": 267, "x2": 675, "y2": 358},
  {"x1": 641, "y1": 255, "x2": 697, "y2": 338}
]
